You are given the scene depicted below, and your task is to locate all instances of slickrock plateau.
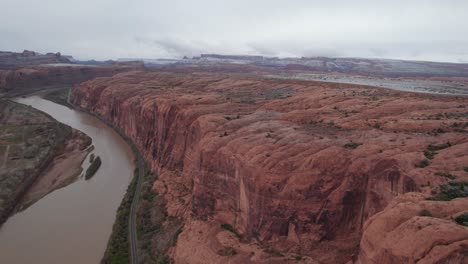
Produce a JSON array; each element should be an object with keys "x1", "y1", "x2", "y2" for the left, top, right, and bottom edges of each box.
[
  {"x1": 72, "y1": 70, "x2": 468, "y2": 263},
  {"x1": 358, "y1": 193, "x2": 468, "y2": 264}
]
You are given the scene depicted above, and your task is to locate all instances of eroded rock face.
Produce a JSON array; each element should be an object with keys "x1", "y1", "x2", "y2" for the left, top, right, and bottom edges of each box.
[
  {"x1": 358, "y1": 193, "x2": 468, "y2": 264},
  {"x1": 72, "y1": 71, "x2": 468, "y2": 262}
]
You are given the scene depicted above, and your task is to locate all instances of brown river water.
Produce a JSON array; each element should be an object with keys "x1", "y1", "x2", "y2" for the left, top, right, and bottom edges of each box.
[{"x1": 0, "y1": 96, "x2": 135, "y2": 263}]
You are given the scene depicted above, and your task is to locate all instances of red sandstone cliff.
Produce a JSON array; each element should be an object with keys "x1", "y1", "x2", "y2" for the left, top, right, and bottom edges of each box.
[{"x1": 72, "y1": 71, "x2": 468, "y2": 263}]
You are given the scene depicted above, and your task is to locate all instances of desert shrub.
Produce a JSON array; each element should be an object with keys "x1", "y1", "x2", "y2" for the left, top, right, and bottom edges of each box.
[
  {"x1": 221, "y1": 223, "x2": 240, "y2": 238},
  {"x1": 343, "y1": 142, "x2": 361, "y2": 149},
  {"x1": 429, "y1": 182, "x2": 468, "y2": 201},
  {"x1": 263, "y1": 247, "x2": 284, "y2": 257},
  {"x1": 419, "y1": 209, "x2": 432, "y2": 217},
  {"x1": 454, "y1": 213, "x2": 468, "y2": 226},
  {"x1": 415, "y1": 159, "x2": 430, "y2": 168},
  {"x1": 427, "y1": 142, "x2": 452, "y2": 151},
  {"x1": 424, "y1": 150, "x2": 436, "y2": 160},
  {"x1": 435, "y1": 172, "x2": 457, "y2": 180}
]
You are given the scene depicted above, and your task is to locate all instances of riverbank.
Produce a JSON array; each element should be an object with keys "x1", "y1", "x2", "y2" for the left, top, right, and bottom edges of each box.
[
  {"x1": 70, "y1": 89, "x2": 181, "y2": 263},
  {"x1": 8, "y1": 88, "x2": 148, "y2": 263},
  {"x1": 0, "y1": 96, "x2": 136, "y2": 264},
  {"x1": 16, "y1": 129, "x2": 92, "y2": 211},
  {"x1": 70, "y1": 100, "x2": 147, "y2": 264},
  {"x1": 0, "y1": 99, "x2": 79, "y2": 225}
]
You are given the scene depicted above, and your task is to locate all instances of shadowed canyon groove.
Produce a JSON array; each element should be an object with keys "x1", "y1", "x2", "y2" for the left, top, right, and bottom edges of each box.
[
  {"x1": 73, "y1": 71, "x2": 468, "y2": 263},
  {"x1": 0, "y1": 96, "x2": 135, "y2": 264}
]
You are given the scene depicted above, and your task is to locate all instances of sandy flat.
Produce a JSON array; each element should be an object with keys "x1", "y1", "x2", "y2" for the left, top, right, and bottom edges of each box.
[{"x1": 17, "y1": 129, "x2": 92, "y2": 211}]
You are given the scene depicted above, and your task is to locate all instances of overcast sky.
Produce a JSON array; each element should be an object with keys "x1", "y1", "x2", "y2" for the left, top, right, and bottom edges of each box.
[{"x1": 1, "y1": 0, "x2": 468, "y2": 62}]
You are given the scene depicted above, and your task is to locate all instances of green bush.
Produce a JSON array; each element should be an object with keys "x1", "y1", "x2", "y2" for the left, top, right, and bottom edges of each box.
[
  {"x1": 429, "y1": 182, "x2": 468, "y2": 201},
  {"x1": 435, "y1": 172, "x2": 457, "y2": 180},
  {"x1": 427, "y1": 142, "x2": 451, "y2": 151},
  {"x1": 343, "y1": 142, "x2": 361, "y2": 149},
  {"x1": 263, "y1": 247, "x2": 284, "y2": 257},
  {"x1": 419, "y1": 209, "x2": 432, "y2": 217},
  {"x1": 424, "y1": 150, "x2": 436, "y2": 160},
  {"x1": 85, "y1": 156, "x2": 101, "y2": 180},
  {"x1": 415, "y1": 159, "x2": 430, "y2": 168},
  {"x1": 454, "y1": 213, "x2": 468, "y2": 226},
  {"x1": 221, "y1": 224, "x2": 241, "y2": 238}
]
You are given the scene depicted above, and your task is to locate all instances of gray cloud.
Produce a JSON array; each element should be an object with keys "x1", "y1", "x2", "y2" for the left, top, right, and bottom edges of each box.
[{"x1": 1, "y1": 0, "x2": 468, "y2": 62}]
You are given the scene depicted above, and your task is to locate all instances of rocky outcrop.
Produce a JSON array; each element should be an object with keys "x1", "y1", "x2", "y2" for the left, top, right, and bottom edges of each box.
[
  {"x1": 358, "y1": 193, "x2": 468, "y2": 264},
  {"x1": 72, "y1": 71, "x2": 468, "y2": 262},
  {"x1": 0, "y1": 50, "x2": 71, "y2": 70}
]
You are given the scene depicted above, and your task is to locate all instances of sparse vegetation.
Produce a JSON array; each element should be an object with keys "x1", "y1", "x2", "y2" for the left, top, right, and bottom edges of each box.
[
  {"x1": 136, "y1": 171, "x2": 182, "y2": 263},
  {"x1": 307, "y1": 121, "x2": 318, "y2": 127},
  {"x1": 0, "y1": 100, "x2": 74, "y2": 224},
  {"x1": 428, "y1": 181, "x2": 468, "y2": 201},
  {"x1": 89, "y1": 153, "x2": 95, "y2": 162},
  {"x1": 263, "y1": 247, "x2": 284, "y2": 257},
  {"x1": 427, "y1": 142, "x2": 452, "y2": 152},
  {"x1": 424, "y1": 150, "x2": 436, "y2": 160},
  {"x1": 435, "y1": 172, "x2": 457, "y2": 180},
  {"x1": 221, "y1": 223, "x2": 241, "y2": 238},
  {"x1": 102, "y1": 170, "x2": 137, "y2": 264},
  {"x1": 217, "y1": 246, "x2": 238, "y2": 256},
  {"x1": 454, "y1": 213, "x2": 468, "y2": 226},
  {"x1": 43, "y1": 88, "x2": 73, "y2": 108},
  {"x1": 343, "y1": 142, "x2": 361, "y2": 149},
  {"x1": 85, "y1": 156, "x2": 101, "y2": 180},
  {"x1": 422, "y1": 143, "x2": 452, "y2": 161},
  {"x1": 415, "y1": 159, "x2": 430, "y2": 168},
  {"x1": 420, "y1": 209, "x2": 432, "y2": 217}
]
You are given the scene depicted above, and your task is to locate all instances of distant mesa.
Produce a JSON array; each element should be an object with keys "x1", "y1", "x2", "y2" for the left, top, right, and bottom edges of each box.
[{"x1": 0, "y1": 50, "x2": 73, "y2": 70}]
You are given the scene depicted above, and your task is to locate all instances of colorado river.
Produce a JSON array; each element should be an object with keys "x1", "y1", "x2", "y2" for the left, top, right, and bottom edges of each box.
[{"x1": 0, "y1": 96, "x2": 135, "y2": 263}]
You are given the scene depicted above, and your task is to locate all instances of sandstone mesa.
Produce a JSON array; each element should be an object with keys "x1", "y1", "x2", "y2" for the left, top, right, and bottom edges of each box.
[{"x1": 72, "y1": 70, "x2": 468, "y2": 263}]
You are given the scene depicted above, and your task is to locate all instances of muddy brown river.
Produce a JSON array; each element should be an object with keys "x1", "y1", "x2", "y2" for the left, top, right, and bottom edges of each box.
[{"x1": 0, "y1": 96, "x2": 135, "y2": 263}]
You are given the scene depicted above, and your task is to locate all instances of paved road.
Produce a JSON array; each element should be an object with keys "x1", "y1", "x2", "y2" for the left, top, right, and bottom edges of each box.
[
  {"x1": 129, "y1": 154, "x2": 144, "y2": 264},
  {"x1": 1, "y1": 145, "x2": 9, "y2": 168}
]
